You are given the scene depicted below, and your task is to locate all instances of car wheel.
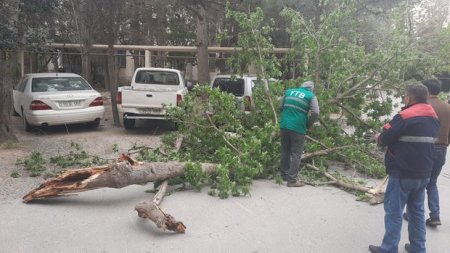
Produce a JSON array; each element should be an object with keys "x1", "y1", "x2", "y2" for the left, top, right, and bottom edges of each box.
[
  {"x1": 22, "y1": 110, "x2": 32, "y2": 132},
  {"x1": 123, "y1": 118, "x2": 135, "y2": 130},
  {"x1": 87, "y1": 118, "x2": 101, "y2": 128}
]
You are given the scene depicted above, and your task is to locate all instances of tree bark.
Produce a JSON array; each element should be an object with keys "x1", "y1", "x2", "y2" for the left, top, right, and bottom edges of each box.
[
  {"x1": 107, "y1": 45, "x2": 121, "y2": 127},
  {"x1": 23, "y1": 158, "x2": 217, "y2": 203},
  {"x1": 72, "y1": 0, "x2": 91, "y2": 82},
  {"x1": 196, "y1": 5, "x2": 210, "y2": 85},
  {"x1": 130, "y1": 0, "x2": 143, "y2": 70},
  {"x1": 135, "y1": 180, "x2": 187, "y2": 233},
  {"x1": 0, "y1": 51, "x2": 18, "y2": 144}
]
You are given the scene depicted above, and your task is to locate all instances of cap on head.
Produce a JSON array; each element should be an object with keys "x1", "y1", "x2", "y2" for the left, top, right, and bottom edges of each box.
[{"x1": 301, "y1": 81, "x2": 314, "y2": 90}]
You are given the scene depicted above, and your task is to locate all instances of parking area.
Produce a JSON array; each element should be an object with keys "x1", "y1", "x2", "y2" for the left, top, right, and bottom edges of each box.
[{"x1": 0, "y1": 91, "x2": 175, "y2": 199}]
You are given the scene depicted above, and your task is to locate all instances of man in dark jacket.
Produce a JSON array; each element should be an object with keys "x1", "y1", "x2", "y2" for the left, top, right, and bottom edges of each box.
[
  {"x1": 279, "y1": 81, "x2": 319, "y2": 187},
  {"x1": 369, "y1": 84, "x2": 439, "y2": 253},
  {"x1": 404, "y1": 79, "x2": 450, "y2": 226}
]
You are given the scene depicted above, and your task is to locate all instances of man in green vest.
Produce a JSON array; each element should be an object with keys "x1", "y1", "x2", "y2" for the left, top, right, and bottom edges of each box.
[{"x1": 280, "y1": 81, "x2": 320, "y2": 187}]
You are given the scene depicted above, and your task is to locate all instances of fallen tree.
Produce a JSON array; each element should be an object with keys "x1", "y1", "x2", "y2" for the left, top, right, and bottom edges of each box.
[
  {"x1": 23, "y1": 155, "x2": 217, "y2": 203},
  {"x1": 22, "y1": 144, "x2": 387, "y2": 233},
  {"x1": 22, "y1": 155, "x2": 216, "y2": 234},
  {"x1": 23, "y1": 145, "x2": 358, "y2": 203}
]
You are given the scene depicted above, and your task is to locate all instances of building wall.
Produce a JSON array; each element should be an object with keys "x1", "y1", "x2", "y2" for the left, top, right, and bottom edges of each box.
[{"x1": 118, "y1": 53, "x2": 135, "y2": 85}]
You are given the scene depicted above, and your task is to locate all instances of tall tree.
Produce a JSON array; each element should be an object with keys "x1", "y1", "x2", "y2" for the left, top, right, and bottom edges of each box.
[
  {"x1": 70, "y1": 0, "x2": 92, "y2": 83},
  {"x1": 0, "y1": 0, "x2": 20, "y2": 142},
  {"x1": 0, "y1": 0, "x2": 58, "y2": 142},
  {"x1": 195, "y1": 4, "x2": 210, "y2": 84},
  {"x1": 181, "y1": 0, "x2": 227, "y2": 84},
  {"x1": 93, "y1": 0, "x2": 127, "y2": 127}
]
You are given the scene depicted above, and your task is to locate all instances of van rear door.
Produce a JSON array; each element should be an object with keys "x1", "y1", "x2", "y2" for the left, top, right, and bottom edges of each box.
[{"x1": 212, "y1": 77, "x2": 250, "y2": 111}]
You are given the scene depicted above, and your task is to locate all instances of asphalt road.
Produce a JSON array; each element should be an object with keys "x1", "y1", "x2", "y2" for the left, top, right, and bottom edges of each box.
[{"x1": 1, "y1": 161, "x2": 449, "y2": 253}]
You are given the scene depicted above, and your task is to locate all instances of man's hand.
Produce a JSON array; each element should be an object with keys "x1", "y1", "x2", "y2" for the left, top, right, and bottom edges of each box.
[{"x1": 364, "y1": 132, "x2": 380, "y2": 144}]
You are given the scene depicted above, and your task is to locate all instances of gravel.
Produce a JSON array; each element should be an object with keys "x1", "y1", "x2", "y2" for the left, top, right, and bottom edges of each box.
[{"x1": 0, "y1": 93, "x2": 169, "y2": 201}]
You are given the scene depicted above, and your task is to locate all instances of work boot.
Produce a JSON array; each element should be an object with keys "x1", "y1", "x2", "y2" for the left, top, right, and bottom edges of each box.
[
  {"x1": 403, "y1": 212, "x2": 409, "y2": 221},
  {"x1": 405, "y1": 243, "x2": 411, "y2": 253},
  {"x1": 368, "y1": 245, "x2": 386, "y2": 253},
  {"x1": 426, "y1": 217, "x2": 442, "y2": 226},
  {"x1": 287, "y1": 180, "x2": 305, "y2": 187}
]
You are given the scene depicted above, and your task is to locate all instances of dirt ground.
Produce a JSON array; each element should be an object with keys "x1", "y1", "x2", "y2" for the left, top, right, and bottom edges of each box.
[{"x1": 0, "y1": 92, "x2": 170, "y2": 201}]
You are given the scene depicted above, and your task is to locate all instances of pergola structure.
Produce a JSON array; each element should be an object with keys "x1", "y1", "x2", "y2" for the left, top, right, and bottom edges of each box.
[
  {"x1": 46, "y1": 43, "x2": 291, "y2": 53},
  {"x1": 18, "y1": 43, "x2": 293, "y2": 85}
]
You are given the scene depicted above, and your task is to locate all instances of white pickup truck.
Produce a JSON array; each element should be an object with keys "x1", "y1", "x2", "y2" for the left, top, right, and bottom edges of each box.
[{"x1": 116, "y1": 67, "x2": 188, "y2": 129}]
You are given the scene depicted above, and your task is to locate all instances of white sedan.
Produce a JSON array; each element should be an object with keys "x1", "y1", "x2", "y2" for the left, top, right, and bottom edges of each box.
[{"x1": 13, "y1": 73, "x2": 105, "y2": 131}]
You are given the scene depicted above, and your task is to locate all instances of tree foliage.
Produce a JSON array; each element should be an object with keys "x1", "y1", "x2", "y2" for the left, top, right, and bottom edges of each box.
[
  {"x1": 3, "y1": 0, "x2": 450, "y2": 199},
  {"x1": 134, "y1": 1, "x2": 450, "y2": 198}
]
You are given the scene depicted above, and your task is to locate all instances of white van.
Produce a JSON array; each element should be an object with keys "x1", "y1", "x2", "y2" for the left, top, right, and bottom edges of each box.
[{"x1": 210, "y1": 75, "x2": 275, "y2": 112}]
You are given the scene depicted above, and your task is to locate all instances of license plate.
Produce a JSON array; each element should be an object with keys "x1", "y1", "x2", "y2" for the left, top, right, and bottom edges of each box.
[
  {"x1": 140, "y1": 108, "x2": 162, "y2": 114},
  {"x1": 59, "y1": 100, "x2": 81, "y2": 107}
]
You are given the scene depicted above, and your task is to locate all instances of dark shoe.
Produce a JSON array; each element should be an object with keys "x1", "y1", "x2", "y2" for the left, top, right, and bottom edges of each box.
[
  {"x1": 426, "y1": 217, "x2": 442, "y2": 226},
  {"x1": 404, "y1": 243, "x2": 411, "y2": 253},
  {"x1": 368, "y1": 245, "x2": 386, "y2": 253},
  {"x1": 403, "y1": 212, "x2": 409, "y2": 221},
  {"x1": 287, "y1": 180, "x2": 305, "y2": 187}
]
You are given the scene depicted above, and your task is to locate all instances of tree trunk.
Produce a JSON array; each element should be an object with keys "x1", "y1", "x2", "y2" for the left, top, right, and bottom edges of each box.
[
  {"x1": 103, "y1": 56, "x2": 110, "y2": 90},
  {"x1": 155, "y1": 6, "x2": 167, "y2": 68},
  {"x1": 0, "y1": 51, "x2": 18, "y2": 144},
  {"x1": 23, "y1": 158, "x2": 217, "y2": 202},
  {"x1": 315, "y1": 43, "x2": 321, "y2": 85},
  {"x1": 72, "y1": 0, "x2": 91, "y2": 82},
  {"x1": 196, "y1": 5, "x2": 210, "y2": 85},
  {"x1": 130, "y1": 0, "x2": 143, "y2": 70},
  {"x1": 107, "y1": 45, "x2": 121, "y2": 127},
  {"x1": 314, "y1": 0, "x2": 324, "y2": 29},
  {"x1": 81, "y1": 45, "x2": 92, "y2": 83},
  {"x1": 314, "y1": 0, "x2": 324, "y2": 84}
]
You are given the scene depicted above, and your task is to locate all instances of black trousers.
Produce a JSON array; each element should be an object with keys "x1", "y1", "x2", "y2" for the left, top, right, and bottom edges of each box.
[{"x1": 280, "y1": 129, "x2": 305, "y2": 182}]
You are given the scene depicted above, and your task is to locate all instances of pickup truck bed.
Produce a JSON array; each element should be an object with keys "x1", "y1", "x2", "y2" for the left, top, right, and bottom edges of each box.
[{"x1": 117, "y1": 68, "x2": 186, "y2": 129}]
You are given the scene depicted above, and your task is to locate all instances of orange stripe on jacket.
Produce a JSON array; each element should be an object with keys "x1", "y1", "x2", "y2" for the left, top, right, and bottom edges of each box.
[
  {"x1": 400, "y1": 104, "x2": 437, "y2": 120},
  {"x1": 383, "y1": 123, "x2": 392, "y2": 130}
]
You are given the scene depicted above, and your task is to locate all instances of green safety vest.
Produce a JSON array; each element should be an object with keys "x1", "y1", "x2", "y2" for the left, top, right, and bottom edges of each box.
[{"x1": 280, "y1": 87, "x2": 315, "y2": 134}]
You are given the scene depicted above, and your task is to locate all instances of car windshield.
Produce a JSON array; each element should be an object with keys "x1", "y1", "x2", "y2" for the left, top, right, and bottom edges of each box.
[
  {"x1": 212, "y1": 78, "x2": 245, "y2": 96},
  {"x1": 251, "y1": 79, "x2": 276, "y2": 90},
  {"x1": 135, "y1": 70, "x2": 179, "y2": 85},
  {"x1": 31, "y1": 77, "x2": 92, "y2": 92}
]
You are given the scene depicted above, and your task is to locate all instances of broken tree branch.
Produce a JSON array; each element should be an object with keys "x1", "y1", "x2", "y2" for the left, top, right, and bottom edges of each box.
[
  {"x1": 134, "y1": 135, "x2": 187, "y2": 233},
  {"x1": 135, "y1": 180, "x2": 187, "y2": 233},
  {"x1": 305, "y1": 164, "x2": 385, "y2": 204},
  {"x1": 305, "y1": 164, "x2": 370, "y2": 192},
  {"x1": 339, "y1": 104, "x2": 372, "y2": 128},
  {"x1": 23, "y1": 156, "x2": 217, "y2": 203},
  {"x1": 206, "y1": 113, "x2": 242, "y2": 155},
  {"x1": 153, "y1": 180, "x2": 169, "y2": 205},
  {"x1": 302, "y1": 145, "x2": 352, "y2": 160},
  {"x1": 174, "y1": 134, "x2": 184, "y2": 152},
  {"x1": 328, "y1": 54, "x2": 398, "y2": 105}
]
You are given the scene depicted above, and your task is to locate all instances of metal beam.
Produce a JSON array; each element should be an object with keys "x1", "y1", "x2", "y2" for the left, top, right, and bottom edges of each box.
[{"x1": 47, "y1": 43, "x2": 291, "y2": 54}]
